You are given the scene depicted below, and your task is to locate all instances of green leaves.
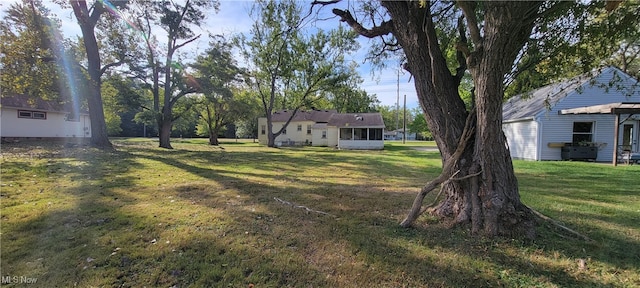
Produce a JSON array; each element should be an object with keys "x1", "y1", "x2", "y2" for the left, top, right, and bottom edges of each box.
[{"x1": 0, "y1": 0, "x2": 64, "y2": 100}]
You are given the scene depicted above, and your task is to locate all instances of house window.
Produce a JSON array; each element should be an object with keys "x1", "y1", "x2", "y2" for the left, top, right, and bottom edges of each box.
[
  {"x1": 354, "y1": 128, "x2": 367, "y2": 140},
  {"x1": 18, "y1": 110, "x2": 46, "y2": 120},
  {"x1": 307, "y1": 125, "x2": 312, "y2": 135},
  {"x1": 33, "y1": 112, "x2": 46, "y2": 119},
  {"x1": 18, "y1": 111, "x2": 32, "y2": 118},
  {"x1": 572, "y1": 122, "x2": 593, "y2": 143},
  {"x1": 340, "y1": 128, "x2": 353, "y2": 140},
  {"x1": 369, "y1": 128, "x2": 383, "y2": 140},
  {"x1": 321, "y1": 130, "x2": 327, "y2": 139},
  {"x1": 261, "y1": 125, "x2": 266, "y2": 135},
  {"x1": 282, "y1": 128, "x2": 286, "y2": 135},
  {"x1": 297, "y1": 124, "x2": 302, "y2": 131}
]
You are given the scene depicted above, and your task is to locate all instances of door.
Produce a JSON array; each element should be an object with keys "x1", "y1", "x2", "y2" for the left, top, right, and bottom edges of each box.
[{"x1": 621, "y1": 120, "x2": 639, "y2": 152}]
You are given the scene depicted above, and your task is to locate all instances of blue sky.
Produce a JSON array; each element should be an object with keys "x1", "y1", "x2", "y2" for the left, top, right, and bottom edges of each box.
[{"x1": 1, "y1": 0, "x2": 419, "y2": 109}]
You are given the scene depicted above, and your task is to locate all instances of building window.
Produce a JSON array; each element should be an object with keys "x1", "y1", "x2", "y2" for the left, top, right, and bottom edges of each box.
[
  {"x1": 282, "y1": 128, "x2": 287, "y2": 135},
  {"x1": 354, "y1": 128, "x2": 368, "y2": 140},
  {"x1": 297, "y1": 124, "x2": 302, "y2": 131},
  {"x1": 18, "y1": 110, "x2": 46, "y2": 120},
  {"x1": 321, "y1": 130, "x2": 327, "y2": 139},
  {"x1": 572, "y1": 122, "x2": 593, "y2": 143},
  {"x1": 340, "y1": 128, "x2": 353, "y2": 140},
  {"x1": 307, "y1": 125, "x2": 312, "y2": 134},
  {"x1": 369, "y1": 128, "x2": 383, "y2": 140},
  {"x1": 261, "y1": 125, "x2": 266, "y2": 135}
]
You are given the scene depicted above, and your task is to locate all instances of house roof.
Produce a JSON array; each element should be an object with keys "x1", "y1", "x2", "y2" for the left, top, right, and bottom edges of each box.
[
  {"x1": 502, "y1": 66, "x2": 638, "y2": 122},
  {"x1": 502, "y1": 72, "x2": 594, "y2": 122},
  {"x1": 1, "y1": 94, "x2": 88, "y2": 114},
  {"x1": 270, "y1": 109, "x2": 336, "y2": 122},
  {"x1": 327, "y1": 113, "x2": 385, "y2": 128},
  {"x1": 559, "y1": 102, "x2": 640, "y2": 115}
]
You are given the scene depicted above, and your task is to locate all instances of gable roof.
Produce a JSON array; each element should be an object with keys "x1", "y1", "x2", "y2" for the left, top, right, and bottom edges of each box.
[
  {"x1": 270, "y1": 109, "x2": 336, "y2": 122},
  {"x1": 269, "y1": 109, "x2": 385, "y2": 128},
  {"x1": 502, "y1": 66, "x2": 638, "y2": 122},
  {"x1": 1, "y1": 94, "x2": 88, "y2": 114},
  {"x1": 327, "y1": 113, "x2": 385, "y2": 128}
]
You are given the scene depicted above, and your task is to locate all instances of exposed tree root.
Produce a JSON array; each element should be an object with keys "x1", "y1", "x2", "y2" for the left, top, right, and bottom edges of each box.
[
  {"x1": 528, "y1": 206, "x2": 594, "y2": 242},
  {"x1": 274, "y1": 197, "x2": 336, "y2": 217},
  {"x1": 400, "y1": 110, "x2": 477, "y2": 228}
]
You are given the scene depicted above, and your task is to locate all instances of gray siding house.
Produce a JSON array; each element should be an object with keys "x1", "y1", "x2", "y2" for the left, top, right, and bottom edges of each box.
[{"x1": 502, "y1": 66, "x2": 640, "y2": 162}]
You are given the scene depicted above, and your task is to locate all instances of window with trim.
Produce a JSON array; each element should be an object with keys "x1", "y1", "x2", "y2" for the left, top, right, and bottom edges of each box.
[
  {"x1": 340, "y1": 128, "x2": 353, "y2": 140},
  {"x1": 572, "y1": 122, "x2": 593, "y2": 143},
  {"x1": 261, "y1": 125, "x2": 266, "y2": 135},
  {"x1": 307, "y1": 125, "x2": 312, "y2": 134},
  {"x1": 321, "y1": 130, "x2": 327, "y2": 139},
  {"x1": 18, "y1": 110, "x2": 46, "y2": 120},
  {"x1": 297, "y1": 124, "x2": 302, "y2": 131},
  {"x1": 368, "y1": 128, "x2": 383, "y2": 140},
  {"x1": 354, "y1": 128, "x2": 367, "y2": 140}
]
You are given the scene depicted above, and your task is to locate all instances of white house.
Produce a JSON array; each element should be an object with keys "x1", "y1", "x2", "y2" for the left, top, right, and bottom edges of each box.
[
  {"x1": 502, "y1": 66, "x2": 640, "y2": 163},
  {"x1": 258, "y1": 109, "x2": 386, "y2": 150},
  {"x1": 1, "y1": 94, "x2": 91, "y2": 140}
]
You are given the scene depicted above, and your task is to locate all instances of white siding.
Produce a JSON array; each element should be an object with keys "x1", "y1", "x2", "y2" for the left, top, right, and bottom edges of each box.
[
  {"x1": 273, "y1": 121, "x2": 314, "y2": 145},
  {"x1": 327, "y1": 127, "x2": 338, "y2": 147},
  {"x1": 257, "y1": 117, "x2": 267, "y2": 145},
  {"x1": 1, "y1": 107, "x2": 90, "y2": 138},
  {"x1": 337, "y1": 139, "x2": 384, "y2": 150},
  {"x1": 503, "y1": 120, "x2": 538, "y2": 160},
  {"x1": 312, "y1": 128, "x2": 328, "y2": 146},
  {"x1": 538, "y1": 114, "x2": 617, "y2": 161},
  {"x1": 534, "y1": 68, "x2": 640, "y2": 162}
]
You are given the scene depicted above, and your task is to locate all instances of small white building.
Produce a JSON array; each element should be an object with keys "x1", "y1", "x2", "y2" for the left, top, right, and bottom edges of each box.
[
  {"x1": 1, "y1": 94, "x2": 91, "y2": 140},
  {"x1": 258, "y1": 109, "x2": 385, "y2": 150},
  {"x1": 502, "y1": 66, "x2": 640, "y2": 163}
]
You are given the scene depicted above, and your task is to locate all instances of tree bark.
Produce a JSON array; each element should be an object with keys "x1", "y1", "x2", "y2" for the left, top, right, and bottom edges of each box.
[
  {"x1": 71, "y1": 0, "x2": 112, "y2": 149},
  {"x1": 158, "y1": 108, "x2": 173, "y2": 149},
  {"x1": 336, "y1": 1, "x2": 540, "y2": 237}
]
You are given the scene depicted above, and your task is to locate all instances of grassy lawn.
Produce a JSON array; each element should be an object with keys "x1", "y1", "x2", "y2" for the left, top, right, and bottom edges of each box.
[{"x1": 1, "y1": 138, "x2": 638, "y2": 287}]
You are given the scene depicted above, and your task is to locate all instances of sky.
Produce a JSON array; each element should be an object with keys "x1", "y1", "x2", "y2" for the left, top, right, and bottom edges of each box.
[{"x1": 1, "y1": 0, "x2": 419, "y2": 110}]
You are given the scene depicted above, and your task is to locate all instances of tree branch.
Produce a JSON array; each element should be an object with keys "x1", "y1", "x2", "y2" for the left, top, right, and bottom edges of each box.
[
  {"x1": 457, "y1": 1, "x2": 481, "y2": 46},
  {"x1": 100, "y1": 60, "x2": 125, "y2": 75},
  {"x1": 174, "y1": 34, "x2": 201, "y2": 51},
  {"x1": 332, "y1": 8, "x2": 393, "y2": 38}
]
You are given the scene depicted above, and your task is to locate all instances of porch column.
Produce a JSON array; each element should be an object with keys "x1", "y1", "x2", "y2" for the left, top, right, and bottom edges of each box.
[{"x1": 613, "y1": 113, "x2": 620, "y2": 166}]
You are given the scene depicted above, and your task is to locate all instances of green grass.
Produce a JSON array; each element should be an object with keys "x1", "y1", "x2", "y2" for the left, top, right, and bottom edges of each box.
[{"x1": 1, "y1": 138, "x2": 638, "y2": 287}]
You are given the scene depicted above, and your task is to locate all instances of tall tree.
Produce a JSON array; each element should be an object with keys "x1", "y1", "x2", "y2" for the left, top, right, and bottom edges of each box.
[
  {"x1": 326, "y1": 65, "x2": 380, "y2": 113},
  {"x1": 69, "y1": 0, "x2": 122, "y2": 148},
  {"x1": 191, "y1": 38, "x2": 244, "y2": 145},
  {"x1": 238, "y1": 0, "x2": 359, "y2": 147},
  {"x1": 506, "y1": 1, "x2": 640, "y2": 97},
  {"x1": 0, "y1": 0, "x2": 63, "y2": 99},
  {"x1": 327, "y1": 0, "x2": 626, "y2": 237},
  {"x1": 133, "y1": 0, "x2": 217, "y2": 149}
]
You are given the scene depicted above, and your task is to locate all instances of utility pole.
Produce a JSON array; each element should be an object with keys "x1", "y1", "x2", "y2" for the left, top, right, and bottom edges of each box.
[
  {"x1": 403, "y1": 94, "x2": 406, "y2": 144},
  {"x1": 395, "y1": 67, "x2": 400, "y2": 135}
]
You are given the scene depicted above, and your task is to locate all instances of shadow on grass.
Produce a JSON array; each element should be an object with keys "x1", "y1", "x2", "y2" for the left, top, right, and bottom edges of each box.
[
  {"x1": 2, "y1": 141, "x2": 637, "y2": 287},
  {"x1": 123, "y1": 143, "x2": 621, "y2": 287}
]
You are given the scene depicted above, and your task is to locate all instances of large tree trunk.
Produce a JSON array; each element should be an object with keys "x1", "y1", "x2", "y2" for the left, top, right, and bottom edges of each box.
[
  {"x1": 334, "y1": 1, "x2": 540, "y2": 237},
  {"x1": 158, "y1": 113, "x2": 173, "y2": 149},
  {"x1": 463, "y1": 1, "x2": 540, "y2": 237},
  {"x1": 72, "y1": 1, "x2": 112, "y2": 149}
]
